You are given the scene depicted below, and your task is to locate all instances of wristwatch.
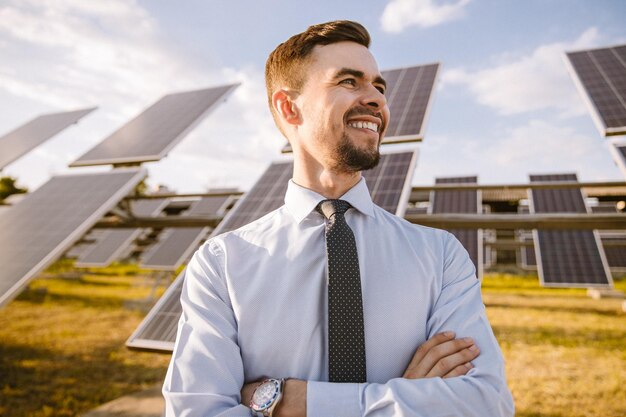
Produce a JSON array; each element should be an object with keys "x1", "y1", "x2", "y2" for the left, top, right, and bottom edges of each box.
[{"x1": 249, "y1": 378, "x2": 285, "y2": 416}]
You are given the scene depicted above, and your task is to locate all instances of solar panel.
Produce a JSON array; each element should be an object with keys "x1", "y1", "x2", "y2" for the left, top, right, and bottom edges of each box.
[
  {"x1": 74, "y1": 198, "x2": 168, "y2": 267},
  {"x1": 140, "y1": 195, "x2": 232, "y2": 270},
  {"x1": 565, "y1": 44, "x2": 626, "y2": 136},
  {"x1": 0, "y1": 108, "x2": 96, "y2": 170},
  {"x1": 404, "y1": 205, "x2": 428, "y2": 215},
  {"x1": 127, "y1": 150, "x2": 417, "y2": 351},
  {"x1": 126, "y1": 269, "x2": 185, "y2": 351},
  {"x1": 281, "y1": 63, "x2": 440, "y2": 152},
  {"x1": 382, "y1": 63, "x2": 440, "y2": 141},
  {"x1": 529, "y1": 173, "x2": 612, "y2": 287},
  {"x1": 69, "y1": 85, "x2": 238, "y2": 167},
  {"x1": 0, "y1": 169, "x2": 145, "y2": 307},
  {"x1": 591, "y1": 202, "x2": 619, "y2": 213},
  {"x1": 430, "y1": 176, "x2": 483, "y2": 279},
  {"x1": 599, "y1": 232, "x2": 626, "y2": 271}
]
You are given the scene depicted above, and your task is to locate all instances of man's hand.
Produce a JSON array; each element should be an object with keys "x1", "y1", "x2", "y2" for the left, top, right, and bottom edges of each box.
[
  {"x1": 241, "y1": 379, "x2": 307, "y2": 417},
  {"x1": 403, "y1": 331, "x2": 480, "y2": 379}
]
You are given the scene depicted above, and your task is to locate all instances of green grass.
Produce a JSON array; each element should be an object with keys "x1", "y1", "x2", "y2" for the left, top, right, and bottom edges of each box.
[{"x1": 0, "y1": 267, "x2": 625, "y2": 416}]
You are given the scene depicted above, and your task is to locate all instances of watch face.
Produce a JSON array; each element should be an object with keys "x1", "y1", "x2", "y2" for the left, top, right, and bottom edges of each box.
[{"x1": 251, "y1": 380, "x2": 278, "y2": 410}]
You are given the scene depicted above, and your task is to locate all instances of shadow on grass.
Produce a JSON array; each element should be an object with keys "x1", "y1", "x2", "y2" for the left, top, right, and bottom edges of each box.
[
  {"x1": 492, "y1": 324, "x2": 626, "y2": 351},
  {"x1": 485, "y1": 301, "x2": 624, "y2": 317},
  {"x1": 515, "y1": 412, "x2": 568, "y2": 417},
  {"x1": 15, "y1": 288, "x2": 150, "y2": 310},
  {"x1": 0, "y1": 340, "x2": 167, "y2": 417}
]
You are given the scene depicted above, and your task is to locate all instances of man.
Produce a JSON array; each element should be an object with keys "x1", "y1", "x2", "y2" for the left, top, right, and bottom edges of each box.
[{"x1": 163, "y1": 20, "x2": 514, "y2": 416}]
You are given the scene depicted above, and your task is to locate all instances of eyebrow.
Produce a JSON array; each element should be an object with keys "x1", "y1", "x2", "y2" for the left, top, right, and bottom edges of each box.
[{"x1": 334, "y1": 67, "x2": 387, "y2": 90}]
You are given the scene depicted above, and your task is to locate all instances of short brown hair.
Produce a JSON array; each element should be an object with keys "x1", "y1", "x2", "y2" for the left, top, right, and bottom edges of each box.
[{"x1": 265, "y1": 20, "x2": 371, "y2": 129}]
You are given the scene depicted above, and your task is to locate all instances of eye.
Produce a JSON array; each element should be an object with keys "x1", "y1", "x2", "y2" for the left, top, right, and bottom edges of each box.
[
  {"x1": 375, "y1": 85, "x2": 386, "y2": 95},
  {"x1": 340, "y1": 78, "x2": 357, "y2": 87}
]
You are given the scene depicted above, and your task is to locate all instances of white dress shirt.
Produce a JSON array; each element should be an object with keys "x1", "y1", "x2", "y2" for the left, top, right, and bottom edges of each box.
[{"x1": 163, "y1": 178, "x2": 515, "y2": 416}]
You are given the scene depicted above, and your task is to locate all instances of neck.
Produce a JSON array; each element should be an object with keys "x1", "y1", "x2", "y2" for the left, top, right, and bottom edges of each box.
[{"x1": 292, "y1": 151, "x2": 361, "y2": 199}]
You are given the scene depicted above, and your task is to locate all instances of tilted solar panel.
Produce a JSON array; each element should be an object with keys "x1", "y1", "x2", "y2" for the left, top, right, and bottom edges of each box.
[
  {"x1": 430, "y1": 176, "x2": 483, "y2": 279},
  {"x1": 0, "y1": 169, "x2": 145, "y2": 307},
  {"x1": 74, "y1": 198, "x2": 168, "y2": 267},
  {"x1": 529, "y1": 173, "x2": 612, "y2": 287},
  {"x1": 565, "y1": 44, "x2": 626, "y2": 136},
  {"x1": 127, "y1": 150, "x2": 417, "y2": 351},
  {"x1": 126, "y1": 269, "x2": 185, "y2": 351},
  {"x1": 383, "y1": 63, "x2": 439, "y2": 141},
  {"x1": 0, "y1": 108, "x2": 96, "y2": 170},
  {"x1": 599, "y1": 232, "x2": 626, "y2": 271},
  {"x1": 140, "y1": 195, "x2": 232, "y2": 270},
  {"x1": 70, "y1": 84, "x2": 238, "y2": 167},
  {"x1": 589, "y1": 191, "x2": 626, "y2": 271}
]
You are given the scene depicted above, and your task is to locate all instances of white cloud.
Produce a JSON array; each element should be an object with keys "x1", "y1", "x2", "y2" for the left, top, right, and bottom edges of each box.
[
  {"x1": 381, "y1": 0, "x2": 471, "y2": 33},
  {"x1": 0, "y1": 0, "x2": 283, "y2": 193},
  {"x1": 441, "y1": 28, "x2": 601, "y2": 117},
  {"x1": 414, "y1": 119, "x2": 620, "y2": 185}
]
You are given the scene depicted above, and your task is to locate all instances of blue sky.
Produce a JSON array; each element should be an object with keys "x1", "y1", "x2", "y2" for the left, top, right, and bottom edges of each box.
[{"x1": 1, "y1": 0, "x2": 625, "y2": 193}]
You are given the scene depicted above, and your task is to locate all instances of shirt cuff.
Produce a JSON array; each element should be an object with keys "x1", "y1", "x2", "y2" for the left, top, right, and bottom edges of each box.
[{"x1": 306, "y1": 381, "x2": 361, "y2": 417}]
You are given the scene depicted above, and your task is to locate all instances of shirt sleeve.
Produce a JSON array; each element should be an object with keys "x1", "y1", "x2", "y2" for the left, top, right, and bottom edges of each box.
[
  {"x1": 162, "y1": 240, "x2": 254, "y2": 417},
  {"x1": 307, "y1": 232, "x2": 515, "y2": 417}
]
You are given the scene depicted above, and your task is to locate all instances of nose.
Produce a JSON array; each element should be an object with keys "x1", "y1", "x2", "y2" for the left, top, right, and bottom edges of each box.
[{"x1": 360, "y1": 84, "x2": 387, "y2": 110}]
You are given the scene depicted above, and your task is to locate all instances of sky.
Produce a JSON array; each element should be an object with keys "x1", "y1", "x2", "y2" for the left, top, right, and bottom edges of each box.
[{"x1": 1, "y1": 0, "x2": 625, "y2": 194}]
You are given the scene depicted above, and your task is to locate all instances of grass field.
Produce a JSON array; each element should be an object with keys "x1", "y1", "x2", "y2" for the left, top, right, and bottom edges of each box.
[{"x1": 0, "y1": 265, "x2": 625, "y2": 417}]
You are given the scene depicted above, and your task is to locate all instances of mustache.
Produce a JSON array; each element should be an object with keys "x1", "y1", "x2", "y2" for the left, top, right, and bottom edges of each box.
[{"x1": 345, "y1": 107, "x2": 385, "y2": 128}]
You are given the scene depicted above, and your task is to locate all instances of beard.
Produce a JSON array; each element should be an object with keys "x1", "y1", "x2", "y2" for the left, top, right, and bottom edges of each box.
[{"x1": 331, "y1": 131, "x2": 381, "y2": 173}]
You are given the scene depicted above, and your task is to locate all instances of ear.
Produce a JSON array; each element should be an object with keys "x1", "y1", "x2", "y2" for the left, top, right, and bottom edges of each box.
[{"x1": 272, "y1": 89, "x2": 301, "y2": 126}]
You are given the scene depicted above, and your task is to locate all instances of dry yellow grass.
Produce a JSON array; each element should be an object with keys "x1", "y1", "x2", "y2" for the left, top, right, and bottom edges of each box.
[
  {"x1": 0, "y1": 266, "x2": 624, "y2": 416},
  {"x1": 483, "y1": 274, "x2": 626, "y2": 417}
]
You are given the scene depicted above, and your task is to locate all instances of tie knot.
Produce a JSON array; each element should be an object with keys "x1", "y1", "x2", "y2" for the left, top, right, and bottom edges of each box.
[{"x1": 317, "y1": 199, "x2": 352, "y2": 220}]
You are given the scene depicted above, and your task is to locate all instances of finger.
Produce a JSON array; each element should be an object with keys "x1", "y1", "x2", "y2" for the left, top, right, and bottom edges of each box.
[
  {"x1": 443, "y1": 362, "x2": 474, "y2": 378},
  {"x1": 403, "y1": 331, "x2": 455, "y2": 377},
  {"x1": 414, "y1": 338, "x2": 476, "y2": 378},
  {"x1": 425, "y1": 344, "x2": 480, "y2": 378}
]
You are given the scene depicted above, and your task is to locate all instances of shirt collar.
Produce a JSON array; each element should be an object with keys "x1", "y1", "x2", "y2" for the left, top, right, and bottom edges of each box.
[{"x1": 284, "y1": 177, "x2": 375, "y2": 223}]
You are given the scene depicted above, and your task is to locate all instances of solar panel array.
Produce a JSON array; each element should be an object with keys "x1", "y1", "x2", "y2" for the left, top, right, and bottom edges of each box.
[
  {"x1": 0, "y1": 108, "x2": 96, "y2": 170},
  {"x1": 0, "y1": 169, "x2": 145, "y2": 307},
  {"x1": 140, "y1": 195, "x2": 232, "y2": 270},
  {"x1": 74, "y1": 198, "x2": 168, "y2": 267},
  {"x1": 565, "y1": 44, "x2": 626, "y2": 136},
  {"x1": 430, "y1": 176, "x2": 482, "y2": 278},
  {"x1": 70, "y1": 85, "x2": 238, "y2": 167},
  {"x1": 282, "y1": 63, "x2": 440, "y2": 152},
  {"x1": 529, "y1": 173, "x2": 612, "y2": 287},
  {"x1": 127, "y1": 150, "x2": 417, "y2": 351}
]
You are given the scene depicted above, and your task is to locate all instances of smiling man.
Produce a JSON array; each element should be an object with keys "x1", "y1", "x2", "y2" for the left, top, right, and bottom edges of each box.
[{"x1": 162, "y1": 20, "x2": 514, "y2": 417}]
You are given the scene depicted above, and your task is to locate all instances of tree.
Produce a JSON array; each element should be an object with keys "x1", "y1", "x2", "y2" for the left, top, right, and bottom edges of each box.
[{"x1": 0, "y1": 176, "x2": 28, "y2": 202}]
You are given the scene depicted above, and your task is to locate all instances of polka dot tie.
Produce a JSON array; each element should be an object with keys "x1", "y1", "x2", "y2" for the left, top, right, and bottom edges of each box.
[{"x1": 317, "y1": 199, "x2": 367, "y2": 383}]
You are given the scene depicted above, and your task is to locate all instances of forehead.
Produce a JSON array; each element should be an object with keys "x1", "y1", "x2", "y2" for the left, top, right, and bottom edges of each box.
[{"x1": 306, "y1": 41, "x2": 381, "y2": 81}]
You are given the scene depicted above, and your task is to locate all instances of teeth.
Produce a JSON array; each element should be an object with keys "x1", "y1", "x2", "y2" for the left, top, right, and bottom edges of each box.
[{"x1": 349, "y1": 121, "x2": 379, "y2": 133}]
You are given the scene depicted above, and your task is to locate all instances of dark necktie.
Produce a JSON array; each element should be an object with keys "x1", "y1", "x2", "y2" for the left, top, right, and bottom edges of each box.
[{"x1": 317, "y1": 199, "x2": 367, "y2": 383}]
